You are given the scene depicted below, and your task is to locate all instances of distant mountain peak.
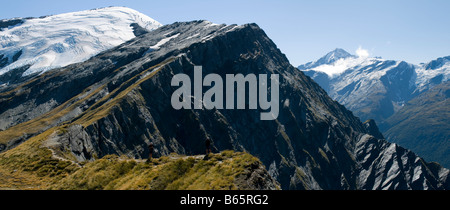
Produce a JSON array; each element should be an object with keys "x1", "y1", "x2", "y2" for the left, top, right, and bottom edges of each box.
[
  {"x1": 316, "y1": 48, "x2": 355, "y2": 65},
  {"x1": 298, "y1": 48, "x2": 357, "y2": 71},
  {"x1": 323, "y1": 48, "x2": 353, "y2": 60}
]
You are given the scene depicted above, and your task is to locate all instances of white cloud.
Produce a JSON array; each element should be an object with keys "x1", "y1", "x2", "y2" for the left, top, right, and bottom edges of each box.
[{"x1": 356, "y1": 46, "x2": 370, "y2": 58}]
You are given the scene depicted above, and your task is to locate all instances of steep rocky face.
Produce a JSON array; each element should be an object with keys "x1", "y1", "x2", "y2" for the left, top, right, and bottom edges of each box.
[
  {"x1": 356, "y1": 134, "x2": 449, "y2": 190},
  {"x1": 363, "y1": 119, "x2": 384, "y2": 140},
  {"x1": 0, "y1": 21, "x2": 448, "y2": 190}
]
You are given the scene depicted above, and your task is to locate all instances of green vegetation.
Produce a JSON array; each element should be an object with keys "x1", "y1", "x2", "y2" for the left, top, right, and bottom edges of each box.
[
  {"x1": 0, "y1": 129, "x2": 78, "y2": 189},
  {"x1": 52, "y1": 151, "x2": 262, "y2": 190},
  {"x1": 0, "y1": 138, "x2": 268, "y2": 190}
]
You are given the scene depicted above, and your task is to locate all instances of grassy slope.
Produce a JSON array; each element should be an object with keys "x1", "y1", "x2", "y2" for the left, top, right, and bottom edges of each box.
[
  {"x1": 0, "y1": 128, "x2": 78, "y2": 189},
  {"x1": 52, "y1": 151, "x2": 268, "y2": 190},
  {"x1": 0, "y1": 132, "x2": 273, "y2": 190}
]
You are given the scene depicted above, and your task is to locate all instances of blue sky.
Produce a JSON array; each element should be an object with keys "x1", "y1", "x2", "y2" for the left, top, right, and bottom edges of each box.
[{"x1": 1, "y1": 0, "x2": 449, "y2": 66}]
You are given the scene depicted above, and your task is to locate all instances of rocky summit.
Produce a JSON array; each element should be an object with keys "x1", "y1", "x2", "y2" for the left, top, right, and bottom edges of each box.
[{"x1": 0, "y1": 19, "x2": 448, "y2": 190}]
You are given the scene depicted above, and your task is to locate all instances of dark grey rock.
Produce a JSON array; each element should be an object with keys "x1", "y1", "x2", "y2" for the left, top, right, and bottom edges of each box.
[
  {"x1": 0, "y1": 18, "x2": 25, "y2": 31},
  {"x1": 363, "y1": 119, "x2": 384, "y2": 140},
  {"x1": 130, "y1": 23, "x2": 150, "y2": 36}
]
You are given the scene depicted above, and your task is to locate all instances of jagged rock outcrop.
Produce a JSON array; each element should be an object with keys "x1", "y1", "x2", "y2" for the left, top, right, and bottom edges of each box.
[
  {"x1": 356, "y1": 134, "x2": 449, "y2": 190},
  {"x1": 363, "y1": 119, "x2": 384, "y2": 140},
  {"x1": 0, "y1": 20, "x2": 448, "y2": 190}
]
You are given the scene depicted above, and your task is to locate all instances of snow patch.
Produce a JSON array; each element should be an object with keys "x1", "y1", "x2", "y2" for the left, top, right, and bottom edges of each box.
[
  {"x1": 149, "y1": 33, "x2": 180, "y2": 50},
  {"x1": 414, "y1": 62, "x2": 450, "y2": 92}
]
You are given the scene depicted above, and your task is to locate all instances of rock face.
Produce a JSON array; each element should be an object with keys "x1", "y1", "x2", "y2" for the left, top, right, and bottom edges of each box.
[
  {"x1": 0, "y1": 20, "x2": 448, "y2": 190},
  {"x1": 363, "y1": 119, "x2": 384, "y2": 140},
  {"x1": 356, "y1": 134, "x2": 449, "y2": 190}
]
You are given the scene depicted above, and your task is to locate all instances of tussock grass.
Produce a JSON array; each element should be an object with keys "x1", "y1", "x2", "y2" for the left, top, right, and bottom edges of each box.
[
  {"x1": 0, "y1": 129, "x2": 78, "y2": 189},
  {"x1": 52, "y1": 151, "x2": 261, "y2": 190},
  {"x1": 0, "y1": 142, "x2": 263, "y2": 190}
]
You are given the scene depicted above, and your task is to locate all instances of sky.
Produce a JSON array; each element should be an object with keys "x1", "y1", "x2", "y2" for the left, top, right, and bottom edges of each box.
[{"x1": 1, "y1": 0, "x2": 449, "y2": 66}]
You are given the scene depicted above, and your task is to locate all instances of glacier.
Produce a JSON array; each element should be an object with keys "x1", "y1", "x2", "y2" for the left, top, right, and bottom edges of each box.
[{"x1": 0, "y1": 6, "x2": 162, "y2": 82}]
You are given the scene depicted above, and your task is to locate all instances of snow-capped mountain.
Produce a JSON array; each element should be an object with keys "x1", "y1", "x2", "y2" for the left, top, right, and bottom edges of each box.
[
  {"x1": 415, "y1": 56, "x2": 450, "y2": 93},
  {"x1": 298, "y1": 48, "x2": 356, "y2": 70},
  {"x1": 299, "y1": 49, "x2": 450, "y2": 124},
  {"x1": 0, "y1": 7, "x2": 161, "y2": 84},
  {"x1": 299, "y1": 50, "x2": 450, "y2": 167}
]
